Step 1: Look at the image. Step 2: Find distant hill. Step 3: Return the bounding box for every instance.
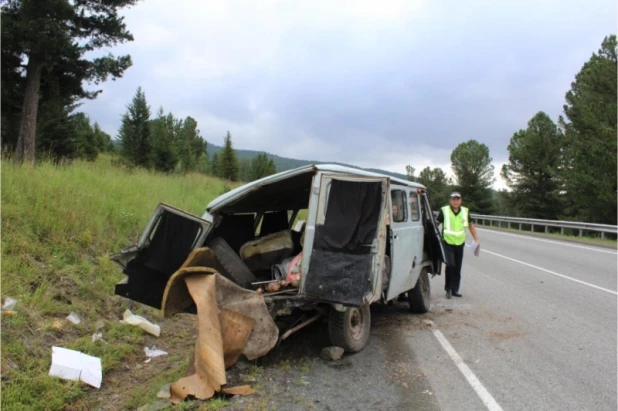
[208,143,409,180]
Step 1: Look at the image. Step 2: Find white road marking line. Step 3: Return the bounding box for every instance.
[478,247,618,296]
[476,228,617,255]
[431,328,504,411]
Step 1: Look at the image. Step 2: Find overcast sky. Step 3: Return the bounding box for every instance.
[81,0,616,189]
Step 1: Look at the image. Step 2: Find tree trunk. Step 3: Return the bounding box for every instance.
[16,54,43,164]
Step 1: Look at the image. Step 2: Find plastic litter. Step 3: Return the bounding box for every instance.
[92,332,107,344]
[2,297,17,311]
[48,346,102,388]
[144,346,168,358]
[66,312,81,324]
[119,309,161,337]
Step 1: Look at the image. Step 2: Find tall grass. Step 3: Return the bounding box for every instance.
[1,154,238,409]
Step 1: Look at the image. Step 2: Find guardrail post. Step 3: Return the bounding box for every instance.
[519,223,522,230]
[560,228,564,235]
[499,221,501,228]
[508,222,511,229]
[545,226,548,234]
[601,232,605,240]
[579,229,583,237]
[531,224,534,232]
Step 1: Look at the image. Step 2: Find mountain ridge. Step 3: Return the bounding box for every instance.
[207,143,408,180]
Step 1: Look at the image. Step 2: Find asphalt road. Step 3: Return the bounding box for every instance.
[225,228,617,411]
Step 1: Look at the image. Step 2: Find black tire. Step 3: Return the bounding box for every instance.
[382,255,391,291]
[207,237,257,289]
[408,267,431,313]
[328,305,371,353]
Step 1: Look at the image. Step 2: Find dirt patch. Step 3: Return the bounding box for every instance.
[489,331,526,341]
[83,313,198,410]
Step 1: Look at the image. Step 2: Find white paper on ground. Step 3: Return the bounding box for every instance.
[120,309,161,337]
[470,241,480,256]
[49,346,102,388]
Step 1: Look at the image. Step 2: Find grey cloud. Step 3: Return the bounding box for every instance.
[81,0,616,178]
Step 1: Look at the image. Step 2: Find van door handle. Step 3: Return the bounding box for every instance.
[393,235,398,239]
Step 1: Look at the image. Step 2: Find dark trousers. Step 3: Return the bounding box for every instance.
[444,243,465,293]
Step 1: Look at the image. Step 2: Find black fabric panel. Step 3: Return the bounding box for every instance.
[144,212,202,276]
[303,249,372,306]
[259,211,289,237]
[210,213,255,253]
[304,180,383,305]
[116,265,169,309]
[313,180,382,254]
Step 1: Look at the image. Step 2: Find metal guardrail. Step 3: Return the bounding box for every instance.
[469,214,618,240]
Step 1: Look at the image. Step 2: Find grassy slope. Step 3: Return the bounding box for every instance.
[1,155,238,409]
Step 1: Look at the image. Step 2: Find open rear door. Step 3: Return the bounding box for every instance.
[301,175,388,306]
[111,203,212,309]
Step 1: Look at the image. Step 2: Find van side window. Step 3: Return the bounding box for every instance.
[391,190,407,223]
[409,192,420,222]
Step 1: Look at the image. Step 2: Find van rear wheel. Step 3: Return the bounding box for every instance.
[328,305,371,353]
[408,267,431,313]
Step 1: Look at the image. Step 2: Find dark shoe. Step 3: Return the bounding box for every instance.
[452,292,462,297]
[446,289,452,299]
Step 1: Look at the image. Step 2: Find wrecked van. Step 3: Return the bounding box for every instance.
[111,164,446,353]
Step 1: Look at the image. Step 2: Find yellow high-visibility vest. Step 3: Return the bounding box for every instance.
[442,206,469,245]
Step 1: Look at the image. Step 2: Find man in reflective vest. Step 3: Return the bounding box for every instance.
[436,192,480,299]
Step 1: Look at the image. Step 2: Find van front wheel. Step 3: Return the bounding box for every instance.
[328,305,371,353]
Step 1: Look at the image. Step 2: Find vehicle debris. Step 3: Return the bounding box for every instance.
[423,319,435,327]
[320,347,344,361]
[120,309,161,337]
[162,262,276,403]
[48,346,102,388]
[66,312,81,324]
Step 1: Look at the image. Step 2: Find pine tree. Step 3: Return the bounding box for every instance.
[559,34,617,224]
[501,112,563,219]
[2,0,137,163]
[216,131,239,181]
[450,140,495,214]
[150,107,179,172]
[249,153,277,181]
[93,122,111,153]
[72,112,97,161]
[177,116,206,172]
[118,87,152,168]
[416,167,452,211]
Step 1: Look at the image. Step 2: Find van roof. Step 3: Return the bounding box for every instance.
[205,163,425,213]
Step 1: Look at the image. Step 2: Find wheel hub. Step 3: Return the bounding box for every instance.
[349,308,364,340]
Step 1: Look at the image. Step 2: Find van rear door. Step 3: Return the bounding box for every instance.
[111,203,212,309]
[300,174,388,306]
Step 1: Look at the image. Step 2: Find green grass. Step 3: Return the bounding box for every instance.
[1,154,241,409]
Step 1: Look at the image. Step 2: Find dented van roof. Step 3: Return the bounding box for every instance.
[204,164,425,214]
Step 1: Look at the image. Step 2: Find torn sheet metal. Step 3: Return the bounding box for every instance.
[161,248,279,360]
[163,248,278,403]
[170,274,261,403]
